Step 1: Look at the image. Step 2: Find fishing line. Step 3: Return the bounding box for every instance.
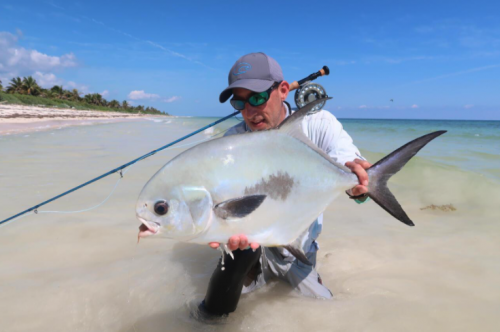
[1,65,330,228]
[38,129,230,215]
[0,113,238,227]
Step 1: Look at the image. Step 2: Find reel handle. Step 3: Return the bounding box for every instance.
[289,65,330,91]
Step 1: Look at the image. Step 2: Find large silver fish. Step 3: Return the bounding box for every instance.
[136,98,445,263]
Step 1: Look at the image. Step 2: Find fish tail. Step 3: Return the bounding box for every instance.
[366,130,447,226]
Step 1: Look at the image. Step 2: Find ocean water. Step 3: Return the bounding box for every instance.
[0,116,499,331]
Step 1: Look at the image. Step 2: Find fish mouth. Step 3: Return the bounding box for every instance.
[137,217,160,241]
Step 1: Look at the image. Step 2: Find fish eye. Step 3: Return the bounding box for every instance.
[154,200,169,216]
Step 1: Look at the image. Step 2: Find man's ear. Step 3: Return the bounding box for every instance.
[279,81,290,101]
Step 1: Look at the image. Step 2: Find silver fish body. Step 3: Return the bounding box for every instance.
[136,129,357,246]
[136,97,446,254]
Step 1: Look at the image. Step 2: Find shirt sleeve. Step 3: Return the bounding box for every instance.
[302,111,364,166]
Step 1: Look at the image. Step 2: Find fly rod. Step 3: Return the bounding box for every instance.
[1,65,330,226]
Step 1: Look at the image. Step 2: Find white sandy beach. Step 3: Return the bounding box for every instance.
[0,104,164,136]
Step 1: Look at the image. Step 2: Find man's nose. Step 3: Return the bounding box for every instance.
[243,104,259,117]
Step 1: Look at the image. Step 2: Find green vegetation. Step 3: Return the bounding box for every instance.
[0,76,168,115]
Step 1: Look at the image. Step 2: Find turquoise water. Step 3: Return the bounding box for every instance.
[1,116,499,331]
[340,118,500,179]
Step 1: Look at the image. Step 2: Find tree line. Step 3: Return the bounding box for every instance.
[0,76,166,114]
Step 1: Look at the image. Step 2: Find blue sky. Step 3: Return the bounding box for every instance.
[0,0,499,119]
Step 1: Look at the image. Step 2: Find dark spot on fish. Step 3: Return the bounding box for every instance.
[244,171,296,201]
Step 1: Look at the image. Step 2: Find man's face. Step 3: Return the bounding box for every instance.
[233,81,289,131]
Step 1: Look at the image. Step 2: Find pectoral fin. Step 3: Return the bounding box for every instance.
[214,195,266,220]
[282,244,313,266]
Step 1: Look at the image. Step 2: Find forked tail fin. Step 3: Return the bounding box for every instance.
[367,130,447,226]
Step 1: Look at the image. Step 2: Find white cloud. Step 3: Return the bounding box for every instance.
[101,90,109,97]
[359,105,367,109]
[31,71,88,94]
[127,90,160,100]
[464,104,474,109]
[0,31,77,75]
[164,96,181,103]
[66,81,89,94]
[33,71,63,88]
[411,104,419,108]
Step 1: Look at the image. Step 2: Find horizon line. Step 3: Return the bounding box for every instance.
[190,115,500,121]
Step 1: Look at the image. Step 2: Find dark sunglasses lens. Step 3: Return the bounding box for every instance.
[230,100,245,110]
[248,91,269,106]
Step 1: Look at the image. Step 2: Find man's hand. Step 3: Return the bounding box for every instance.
[209,234,260,251]
[345,158,372,196]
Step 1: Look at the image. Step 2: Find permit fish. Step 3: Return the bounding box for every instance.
[136,98,446,264]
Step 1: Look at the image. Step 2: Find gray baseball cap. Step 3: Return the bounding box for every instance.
[219,52,284,103]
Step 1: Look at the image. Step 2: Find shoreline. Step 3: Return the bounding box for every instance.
[0,104,166,136]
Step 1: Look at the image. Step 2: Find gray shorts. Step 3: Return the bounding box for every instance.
[242,246,333,299]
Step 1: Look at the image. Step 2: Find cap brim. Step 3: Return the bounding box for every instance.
[219,79,274,103]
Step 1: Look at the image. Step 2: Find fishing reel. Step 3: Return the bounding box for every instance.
[294,82,328,112]
[291,66,330,112]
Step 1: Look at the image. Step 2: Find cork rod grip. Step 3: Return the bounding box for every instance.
[289,81,300,91]
[289,65,330,91]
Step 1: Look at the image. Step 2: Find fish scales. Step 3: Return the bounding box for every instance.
[138,130,357,246]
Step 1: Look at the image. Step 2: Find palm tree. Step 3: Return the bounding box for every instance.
[63,90,73,100]
[83,93,104,106]
[41,89,56,99]
[122,100,129,109]
[51,85,64,99]
[22,76,41,96]
[108,100,120,109]
[70,89,81,101]
[84,94,92,105]
[6,77,23,94]
[93,93,104,106]
[0,79,3,91]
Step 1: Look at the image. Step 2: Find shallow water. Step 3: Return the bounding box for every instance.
[0,117,499,331]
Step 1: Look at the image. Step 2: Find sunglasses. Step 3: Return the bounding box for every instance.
[230,82,281,111]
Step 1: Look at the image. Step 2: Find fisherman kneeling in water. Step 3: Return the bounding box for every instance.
[199,52,371,317]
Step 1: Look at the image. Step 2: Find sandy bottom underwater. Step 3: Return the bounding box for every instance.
[0,119,499,332]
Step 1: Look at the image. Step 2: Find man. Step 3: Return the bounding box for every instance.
[198,52,371,318]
